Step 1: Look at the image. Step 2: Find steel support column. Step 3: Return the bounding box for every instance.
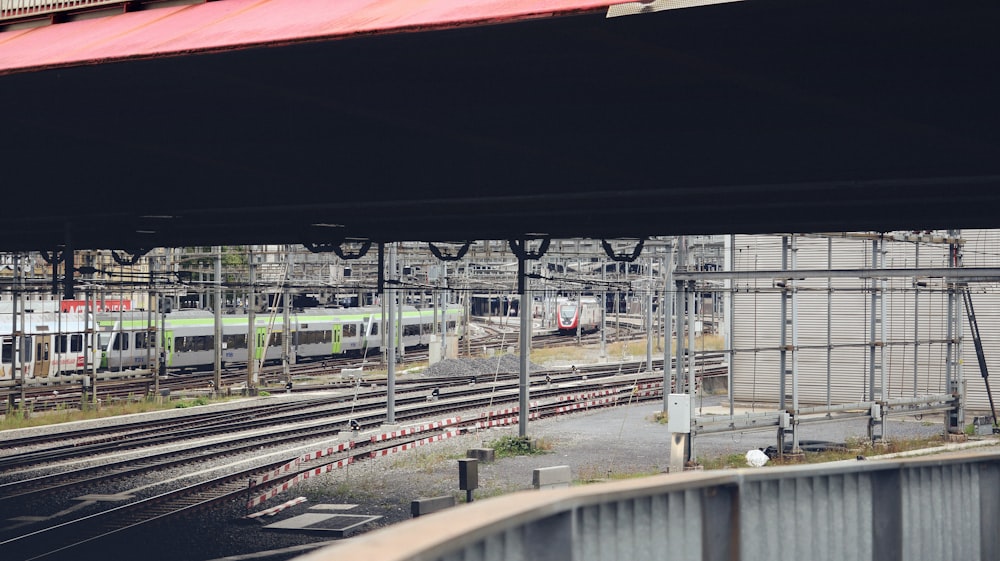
[674,237,688,394]
[214,246,222,395]
[868,237,886,442]
[519,249,530,437]
[387,243,397,424]
[663,239,674,410]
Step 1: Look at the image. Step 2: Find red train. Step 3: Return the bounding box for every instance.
[556,297,601,334]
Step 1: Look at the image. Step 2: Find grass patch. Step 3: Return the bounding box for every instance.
[173,396,212,408]
[1,394,239,430]
[388,448,466,473]
[576,464,663,483]
[530,346,596,363]
[529,333,725,365]
[651,411,669,424]
[699,453,750,470]
[695,435,954,469]
[487,435,553,458]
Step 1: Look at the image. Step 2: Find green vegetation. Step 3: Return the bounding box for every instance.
[488,435,552,458]
[173,396,212,408]
[530,346,596,363]
[576,464,663,483]
[388,448,466,473]
[694,435,955,470]
[1,394,240,430]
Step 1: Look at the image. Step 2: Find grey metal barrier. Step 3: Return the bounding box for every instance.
[295,449,1000,561]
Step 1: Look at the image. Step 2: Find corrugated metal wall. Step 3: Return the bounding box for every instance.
[315,452,1000,561]
[732,231,1000,412]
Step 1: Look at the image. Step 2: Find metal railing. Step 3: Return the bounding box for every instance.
[296,448,1000,561]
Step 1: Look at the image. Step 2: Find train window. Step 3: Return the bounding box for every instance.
[177,336,210,352]
[24,337,31,361]
[343,324,357,338]
[403,325,420,337]
[113,333,130,350]
[223,334,248,348]
[447,321,457,331]
[41,342,49,360]
[1,341,9,362]
[422,323,432,334]
[301,330,332,345]
[370,323,379,336]
[270,332,282,347]
[56,335,68,353]
[135,332,149,349]
[71,334,83,352]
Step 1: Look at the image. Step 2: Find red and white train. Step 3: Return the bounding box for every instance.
[556,297,602,334]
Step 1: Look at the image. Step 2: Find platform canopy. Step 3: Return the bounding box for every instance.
[1,0,999,251]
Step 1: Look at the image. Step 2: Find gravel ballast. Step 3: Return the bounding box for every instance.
[1,357,986,561]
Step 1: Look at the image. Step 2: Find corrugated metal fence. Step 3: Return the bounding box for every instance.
[297,449,1000,561]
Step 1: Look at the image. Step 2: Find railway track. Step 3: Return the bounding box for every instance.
[0,320,657,414]
[0,356,725,559]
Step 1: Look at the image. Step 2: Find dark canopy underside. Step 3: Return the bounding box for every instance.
[2,0,1000,251]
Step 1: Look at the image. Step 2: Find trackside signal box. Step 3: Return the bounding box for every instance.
[668,394,691,434]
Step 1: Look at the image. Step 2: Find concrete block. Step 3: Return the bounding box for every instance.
[533,465,571,490]
[411,495,456,517]
[467,448,495,463]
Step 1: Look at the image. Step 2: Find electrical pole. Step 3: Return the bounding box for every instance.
[214,246,222,396]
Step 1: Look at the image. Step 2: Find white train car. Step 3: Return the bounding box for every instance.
[0,311,94,380]
[556,297,602,334]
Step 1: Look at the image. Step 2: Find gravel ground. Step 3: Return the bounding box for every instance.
[2,369,981,561]
[421,354,541,377]
[105,397,960,561]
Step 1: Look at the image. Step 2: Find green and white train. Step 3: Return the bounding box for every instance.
[100,305,465,371]
[0,305,464,380]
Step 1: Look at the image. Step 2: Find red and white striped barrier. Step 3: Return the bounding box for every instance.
[245,496,308,518]
[250,442,354,487]
[557,388,617,403]
[246,457,353,509]
[475,412,540,429]
[370,429,463,458]
[555,397,618,414]
[481,407,518,417]
[477,402,539,419]
[370,417,461,443]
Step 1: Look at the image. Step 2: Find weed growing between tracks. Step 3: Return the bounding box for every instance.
[0,394,242,430]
